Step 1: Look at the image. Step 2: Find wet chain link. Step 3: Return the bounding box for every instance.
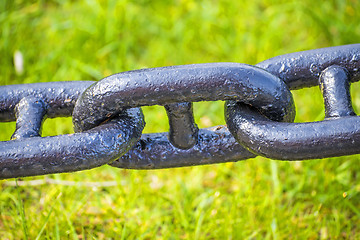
[0,44,359,179]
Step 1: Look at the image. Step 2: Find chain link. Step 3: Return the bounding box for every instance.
[0,44,359,179]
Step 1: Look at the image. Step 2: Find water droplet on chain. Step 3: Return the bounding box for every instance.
[279,64,285,73]
[310,63,320,76]
[351,54,360,62]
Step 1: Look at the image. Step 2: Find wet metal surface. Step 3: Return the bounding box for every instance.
[256,44,360,89]
[319,65,355,118]
[0,108,144,179]
[11,97,46,140]
[0,81,93,122]
[0,44,359,179]
[225,102,360,160]
[111,126,256,169]
[164,102,199,149]
[72,62,295,132]
[226,45,360,159]
[0,82,144,179]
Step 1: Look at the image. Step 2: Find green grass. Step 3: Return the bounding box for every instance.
[1,0,360,239]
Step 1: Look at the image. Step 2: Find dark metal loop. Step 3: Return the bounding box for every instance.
[226,44,360,160]
[0,108,144,179]
[0,82,145,179]
[225,102,360,160]
[72,63,296,151]
[256,44,360,89]
[226,60,359,160]
[0,81,94,121]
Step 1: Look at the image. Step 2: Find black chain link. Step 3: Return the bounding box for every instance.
[0,44,359,179]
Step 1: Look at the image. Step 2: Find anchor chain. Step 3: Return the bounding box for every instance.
[0,44,359,179]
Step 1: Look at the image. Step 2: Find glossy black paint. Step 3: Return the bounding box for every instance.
[11,97,46,139]
[0,81,93,122]
[72,63,295,132]
[164,102,199,149]
[0,108,144,179]
[226,47,360,160]
[319,65,355,118]
[1,44,359,179]
[0,82,144,179]
[111,126,256,169]
[256,44,360,89]
[225,102,360,160]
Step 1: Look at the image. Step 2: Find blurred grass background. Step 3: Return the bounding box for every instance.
[1,0,360,239]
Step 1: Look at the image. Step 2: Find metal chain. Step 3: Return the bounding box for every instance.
[0,44,359,179]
